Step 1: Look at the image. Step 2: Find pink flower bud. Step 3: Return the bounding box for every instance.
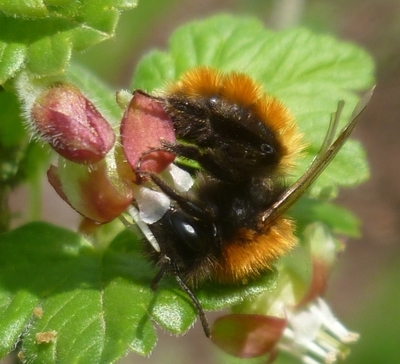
[120,91,176,182]
[31,84,115,164]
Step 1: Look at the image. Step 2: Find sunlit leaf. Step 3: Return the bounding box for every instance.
[0,0,138,84]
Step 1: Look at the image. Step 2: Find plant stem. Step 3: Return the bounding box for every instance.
[0,185,11,232]
[270,0,307,29]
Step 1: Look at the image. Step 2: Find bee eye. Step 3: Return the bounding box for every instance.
[261,143,274,154]
[168,210,208,252]
[207,96,219,109]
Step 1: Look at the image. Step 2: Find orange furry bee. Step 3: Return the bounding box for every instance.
[130,67,371,337]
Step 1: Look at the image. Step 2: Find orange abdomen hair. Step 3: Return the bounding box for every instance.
[213,217,297,284]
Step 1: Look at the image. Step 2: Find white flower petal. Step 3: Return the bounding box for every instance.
[164,164,194,192]
[279,298,359,364]
[134,185,171,224]
[126,205,160,253]
[288,310,322,345]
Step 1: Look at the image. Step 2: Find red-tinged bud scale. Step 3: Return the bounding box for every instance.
[31,84,115,164]
[48,160,134,223]
[212,314,287,359]
[120,91,176,181]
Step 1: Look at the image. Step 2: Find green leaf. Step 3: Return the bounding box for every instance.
[73,0,182,82]
[0,0,50,18]
[290,197,361,238]
[131,14,374,196]
[0,0,137,84]
[0,90,50,187]
[0,222,274,362]
[0,223,154,362]
[0,90,25,148]
[27,31,73,76]
[65,63,123,125]
[0,42,26,85]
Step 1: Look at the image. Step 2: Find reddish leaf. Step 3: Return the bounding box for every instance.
[212,314,286,358]
[297,258,330,307]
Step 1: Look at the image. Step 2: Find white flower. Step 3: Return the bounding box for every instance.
[280,298,359,364]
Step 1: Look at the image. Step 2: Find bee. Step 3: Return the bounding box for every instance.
[159,68,303,183]
[130,67,372,338]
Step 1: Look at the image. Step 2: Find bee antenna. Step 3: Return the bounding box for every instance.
[172,270,212,338]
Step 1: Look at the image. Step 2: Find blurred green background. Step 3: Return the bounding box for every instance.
[7,0,400,363]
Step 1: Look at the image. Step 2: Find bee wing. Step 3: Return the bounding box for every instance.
[261,87,375,224]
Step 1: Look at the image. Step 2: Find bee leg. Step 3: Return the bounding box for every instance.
[135,146,170,167]
[150,255,170,290]
[160,140,201,157]
[150,255,211,338]
[171,270,211,338]
[146,171,216,221]
[161,142,232,181]
[135,167,215,221]
[138,140,233,181]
